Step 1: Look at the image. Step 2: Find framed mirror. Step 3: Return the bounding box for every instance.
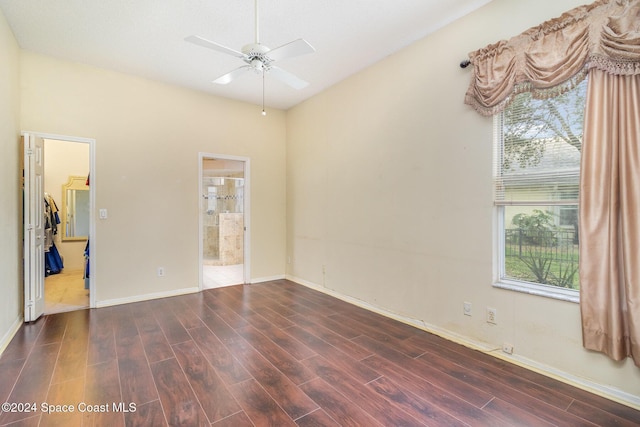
[61,176,90,241]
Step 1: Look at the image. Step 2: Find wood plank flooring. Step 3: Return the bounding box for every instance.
[1,279,639,426]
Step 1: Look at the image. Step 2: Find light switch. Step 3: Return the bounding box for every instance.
[99,209,108,219]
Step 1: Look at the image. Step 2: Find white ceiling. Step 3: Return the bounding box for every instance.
[0,0,491,110]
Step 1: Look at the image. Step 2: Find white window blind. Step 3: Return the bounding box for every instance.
[493,80,586,206]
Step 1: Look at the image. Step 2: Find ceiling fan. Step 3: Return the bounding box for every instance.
[185,0,315,97]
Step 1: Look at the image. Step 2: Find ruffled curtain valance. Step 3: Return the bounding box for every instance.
[465,0,640,116]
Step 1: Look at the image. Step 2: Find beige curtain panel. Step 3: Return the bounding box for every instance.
[465,0,640,366]
[464,0,640,117]
[580,69,640,366]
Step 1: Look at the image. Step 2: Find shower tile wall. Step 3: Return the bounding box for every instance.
[203,176,244,265]
[219,213,243,265]
[204,214,219,261]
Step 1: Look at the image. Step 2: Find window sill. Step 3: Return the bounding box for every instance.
[494,279,579,303]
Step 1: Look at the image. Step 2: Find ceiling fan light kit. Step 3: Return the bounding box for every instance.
[185,0,315,114]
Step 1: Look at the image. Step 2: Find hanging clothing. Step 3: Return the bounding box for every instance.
[84,239,90,289]
[44,194,63,276]
[44,193,60,250]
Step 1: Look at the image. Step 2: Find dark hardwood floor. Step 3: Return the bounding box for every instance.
[1,279,639,426]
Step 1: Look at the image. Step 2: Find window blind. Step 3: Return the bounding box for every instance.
[493,79,586,206]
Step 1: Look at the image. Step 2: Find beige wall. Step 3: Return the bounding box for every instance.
[2,0,639,407]
[0,8,21,350]
[44,139,90,270]
[20,52,287,305]
[286,0,640,403]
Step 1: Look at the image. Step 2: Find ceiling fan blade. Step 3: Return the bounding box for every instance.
[268,66,309,89]
[185,35,245,59]
[213,66,252,85]
[267,39,315,62]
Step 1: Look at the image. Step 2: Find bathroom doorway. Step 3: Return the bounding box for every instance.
[199,153,250,288]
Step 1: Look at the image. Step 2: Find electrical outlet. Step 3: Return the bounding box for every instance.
[486,307,497,324]
[463,302,472,316]
[157,267,165,277]
[502,342,514,354]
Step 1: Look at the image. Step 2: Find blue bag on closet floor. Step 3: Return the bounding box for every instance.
[45,243,64,276]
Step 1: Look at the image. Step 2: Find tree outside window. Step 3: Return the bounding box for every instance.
[495,79,586,294]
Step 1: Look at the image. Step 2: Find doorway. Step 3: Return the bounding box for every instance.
[23,132,95,321]
[43,139,90,313]
[199,153,250,288]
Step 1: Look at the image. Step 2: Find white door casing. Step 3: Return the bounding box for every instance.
[22,132,96,314]
[199,153,251,289]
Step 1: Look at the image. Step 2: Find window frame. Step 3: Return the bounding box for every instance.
[494,204,579,303]
[492,90,583,303]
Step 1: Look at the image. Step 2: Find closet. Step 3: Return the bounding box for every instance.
[42,139,90,314]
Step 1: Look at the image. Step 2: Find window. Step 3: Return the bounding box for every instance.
[494,79,587,301]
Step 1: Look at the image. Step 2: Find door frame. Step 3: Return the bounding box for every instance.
[23,131,97,310]
[198,152,251,289]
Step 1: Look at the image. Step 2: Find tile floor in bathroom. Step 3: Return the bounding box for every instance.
[202,263,244,288]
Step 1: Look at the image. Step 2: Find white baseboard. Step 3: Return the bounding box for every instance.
[95,287,200,308]
[286,274,640,411]
[0,315,23,355]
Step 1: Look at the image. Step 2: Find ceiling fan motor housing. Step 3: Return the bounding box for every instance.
[242,43,272,73]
